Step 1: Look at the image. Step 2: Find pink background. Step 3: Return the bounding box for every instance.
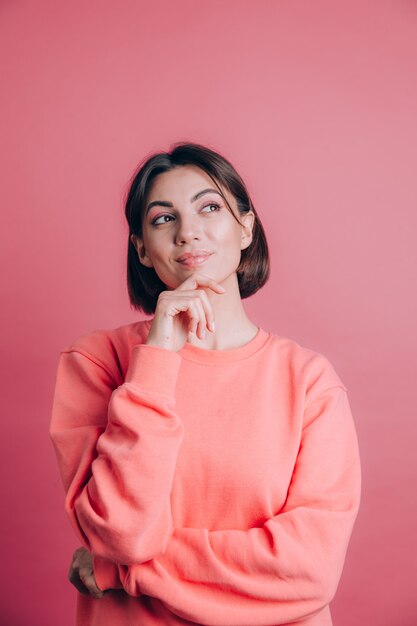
[1,1,416,624]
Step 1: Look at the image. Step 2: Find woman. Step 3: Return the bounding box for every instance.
[50,141,361,626]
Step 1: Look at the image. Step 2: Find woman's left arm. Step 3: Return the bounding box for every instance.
[92,384,362,625]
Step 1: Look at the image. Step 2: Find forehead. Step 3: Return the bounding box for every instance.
[147,165,229,201]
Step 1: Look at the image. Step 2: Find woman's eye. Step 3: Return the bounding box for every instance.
[201,203,221,213]
[151,214,173,226]
[151,203,220,226]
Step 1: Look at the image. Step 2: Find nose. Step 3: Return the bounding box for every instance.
[174,213,202,245]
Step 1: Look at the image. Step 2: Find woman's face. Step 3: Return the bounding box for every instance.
[131,165,255,290]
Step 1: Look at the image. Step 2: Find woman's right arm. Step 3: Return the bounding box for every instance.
[51,273,224,582]
[49,340,184,566]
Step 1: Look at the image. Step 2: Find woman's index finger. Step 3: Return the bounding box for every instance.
[177,273,226,292]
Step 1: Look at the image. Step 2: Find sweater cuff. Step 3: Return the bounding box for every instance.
[93,555,123,591]
[125,343,182,396]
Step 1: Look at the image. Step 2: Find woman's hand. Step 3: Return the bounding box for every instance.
[146,272,226,352]
[68,547,104,599]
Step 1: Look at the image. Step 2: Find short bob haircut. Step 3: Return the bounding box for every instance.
[125,141,270,315]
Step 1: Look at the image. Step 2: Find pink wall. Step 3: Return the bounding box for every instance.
[1,0,416,624]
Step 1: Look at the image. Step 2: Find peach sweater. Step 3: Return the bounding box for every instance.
[50,319,361,626]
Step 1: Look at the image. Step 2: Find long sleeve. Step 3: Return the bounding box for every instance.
[49,341,185,566]
[93,383,361,625]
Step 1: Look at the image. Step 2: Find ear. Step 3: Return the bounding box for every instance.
[130,233,154,268]
[240,211,256,251]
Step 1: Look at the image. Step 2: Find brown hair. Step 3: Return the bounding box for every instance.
[125,141,270,314]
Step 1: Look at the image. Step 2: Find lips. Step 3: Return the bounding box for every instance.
[176,251,213,262]
[179,254,210,267]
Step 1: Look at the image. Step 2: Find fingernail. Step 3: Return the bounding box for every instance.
[211,321,215,331]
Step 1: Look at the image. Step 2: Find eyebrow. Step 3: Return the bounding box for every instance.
[145,188,222,216]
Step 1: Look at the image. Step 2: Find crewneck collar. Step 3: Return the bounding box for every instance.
[142,320,271,364]
[180,326,271,364]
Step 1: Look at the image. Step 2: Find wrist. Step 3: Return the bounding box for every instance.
[93,555,123,592]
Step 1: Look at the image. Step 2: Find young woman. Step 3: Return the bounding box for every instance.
[50,141,361,626]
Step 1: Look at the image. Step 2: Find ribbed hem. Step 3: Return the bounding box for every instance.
[125,343,182,396]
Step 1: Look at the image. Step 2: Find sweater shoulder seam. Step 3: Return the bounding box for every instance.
[305,381,348,408]
[61,347,119,387]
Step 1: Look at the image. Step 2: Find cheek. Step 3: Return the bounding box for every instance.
[144,236,168,261]
[213,220,239,241]
[224,226,243,251]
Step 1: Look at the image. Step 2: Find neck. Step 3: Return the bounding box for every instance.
[186,272,258,350]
